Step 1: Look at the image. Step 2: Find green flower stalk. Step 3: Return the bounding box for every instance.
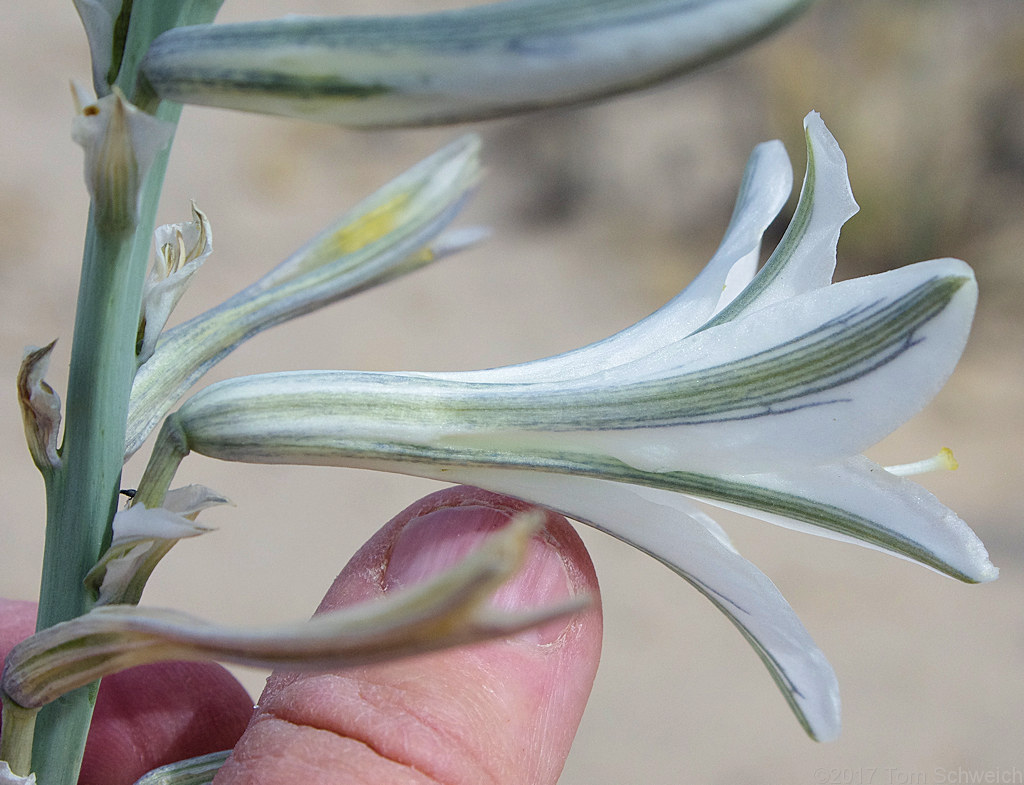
[27,2,225,781]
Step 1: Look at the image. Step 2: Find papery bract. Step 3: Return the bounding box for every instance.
[71,88,174,230]
[17,343,62,472]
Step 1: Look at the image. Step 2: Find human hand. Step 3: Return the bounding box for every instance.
[1,486,602,784]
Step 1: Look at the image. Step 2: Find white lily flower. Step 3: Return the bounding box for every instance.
[139,0,813,128]
[155,114,996,741]
[136,203,213,364]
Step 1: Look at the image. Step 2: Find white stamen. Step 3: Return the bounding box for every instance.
[886,447,959,477]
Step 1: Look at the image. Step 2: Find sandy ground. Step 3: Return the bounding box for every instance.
[2,2,1023,783]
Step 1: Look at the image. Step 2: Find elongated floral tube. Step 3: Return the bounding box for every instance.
[125,135,482,458]
[153,115,995,741]
[139,0,813,127]
[167,258,986,582]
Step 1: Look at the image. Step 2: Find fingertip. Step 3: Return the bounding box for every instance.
[79,660,253,785]
[222,486,602,785]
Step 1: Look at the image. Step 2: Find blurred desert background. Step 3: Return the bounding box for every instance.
[2,1,1022,783]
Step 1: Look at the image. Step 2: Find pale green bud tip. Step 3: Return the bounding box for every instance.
[71,85,174,230]
[133,751,229,785]
[16,341,61,471]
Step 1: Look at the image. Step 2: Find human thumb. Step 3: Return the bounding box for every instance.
[214,485,603,785]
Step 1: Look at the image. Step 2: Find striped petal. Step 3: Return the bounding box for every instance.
[388,468,843,741]
[563,258,977,472]
[698,456,998,583]
[431,136,794,384]
[418,112,852,386]
[170,258,977,480]
[701,111,859,330]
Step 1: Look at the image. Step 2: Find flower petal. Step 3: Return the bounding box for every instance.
[161,484,232,518]
[0,761,35,784]
[702,111,859,329]
[72,89,174,230]
[400,468,842,741]
[72,0,122,94]
[137,203,213,364]
[85,498,223,606]
[698,456,997,583]
[430,138,794,384]
[108,503,214,546]
[17,342,62,472]
[418,112,851,385]
[567,258,978,472]
[140,0,814,127]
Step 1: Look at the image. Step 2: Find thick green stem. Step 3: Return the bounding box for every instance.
[28,6,231,777]
[29,81,185,785]
[30,209,151,784]
[26,2,223,780]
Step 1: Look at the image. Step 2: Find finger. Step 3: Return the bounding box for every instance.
[215,485,603,785]
[0,599,253,785]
